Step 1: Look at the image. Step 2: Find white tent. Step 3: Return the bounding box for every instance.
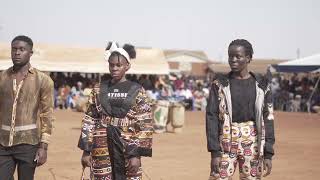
[0,43,169,74]
[275,54,320,72]
[312,68,320,73]
[276,54,320,112]
[279,54,320,66]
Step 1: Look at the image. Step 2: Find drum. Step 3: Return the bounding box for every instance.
[75,96,89,112]
[168,102,185,133]
[152,100,170,133]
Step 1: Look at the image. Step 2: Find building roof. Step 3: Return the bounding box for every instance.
[163,49,211,63]
[209,59,287,73]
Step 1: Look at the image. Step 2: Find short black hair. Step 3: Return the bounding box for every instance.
[228,39,253,58]
[11,35,33,49]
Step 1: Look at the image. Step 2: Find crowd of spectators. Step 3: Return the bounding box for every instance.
[51,72,210,111]
[50,72,320,113]
[126,74,210,111]
[271,73,320,113]
[50,72,97,110]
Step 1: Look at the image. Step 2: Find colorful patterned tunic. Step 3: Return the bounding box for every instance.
[78,81,153,180]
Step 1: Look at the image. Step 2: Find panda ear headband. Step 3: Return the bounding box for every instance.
[104,42,131,64]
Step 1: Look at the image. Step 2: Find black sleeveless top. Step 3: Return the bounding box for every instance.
[99,80,141,118]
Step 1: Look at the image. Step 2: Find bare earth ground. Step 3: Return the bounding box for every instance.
[30,110,319,180]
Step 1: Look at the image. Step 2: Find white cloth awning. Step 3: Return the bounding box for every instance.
[279,54,320,66]
[0,43,169,74]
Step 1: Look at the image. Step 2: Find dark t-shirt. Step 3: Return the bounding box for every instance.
[99,80,141,118]
[230,76,256,123]
[107,80,132,107]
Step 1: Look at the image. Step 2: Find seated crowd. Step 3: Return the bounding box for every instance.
[50,72,320,113]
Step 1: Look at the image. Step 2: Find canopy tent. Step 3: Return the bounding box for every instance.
[312,68,320,73]
[270,54,320,112]
[0,43,169,74]
[272,54,320,72]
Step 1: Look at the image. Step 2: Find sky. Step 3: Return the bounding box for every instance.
[0,0,319,62]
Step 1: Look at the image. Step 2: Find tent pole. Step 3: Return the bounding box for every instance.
[307,76,320,113]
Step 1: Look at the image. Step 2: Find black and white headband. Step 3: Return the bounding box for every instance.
[104,42,131,64]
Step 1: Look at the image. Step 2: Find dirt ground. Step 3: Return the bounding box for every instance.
[30,110,319,180]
